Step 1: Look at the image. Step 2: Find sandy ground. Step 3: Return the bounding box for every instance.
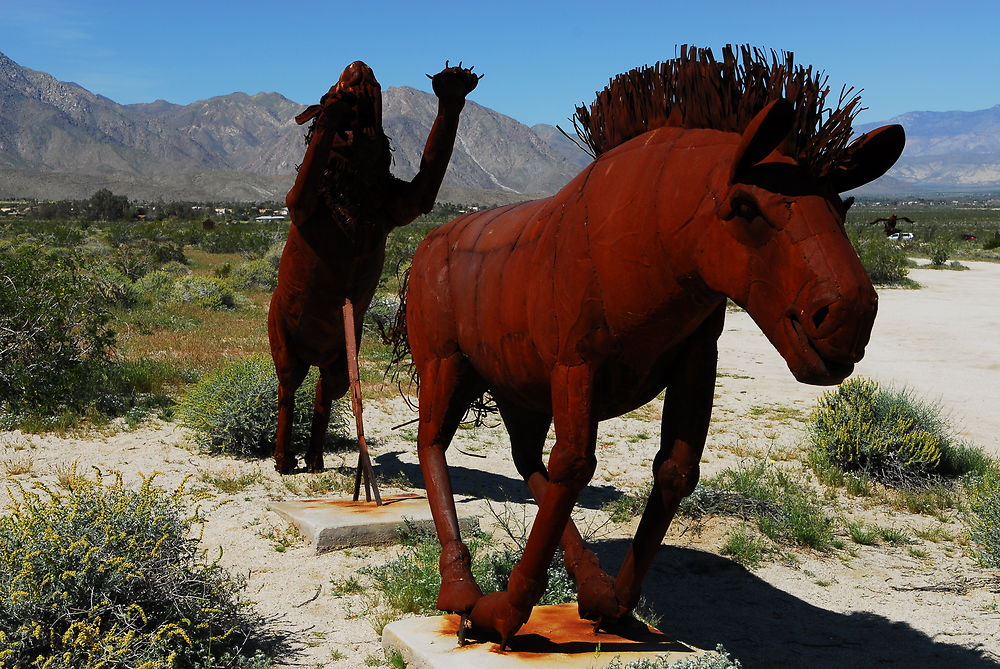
[1,261,998,669]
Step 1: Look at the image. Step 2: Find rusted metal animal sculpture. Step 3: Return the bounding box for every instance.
[404,46,904,647]
[869,214,914,236]
[268,60,480,475]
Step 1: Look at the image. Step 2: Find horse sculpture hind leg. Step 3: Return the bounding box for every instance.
[307,365,349,472]
[496,399,622,625]
[273,356,308,474]
[469,364,600,649]
[612,306,724,613]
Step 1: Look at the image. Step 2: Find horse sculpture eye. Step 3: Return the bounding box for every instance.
[735,201,758,219]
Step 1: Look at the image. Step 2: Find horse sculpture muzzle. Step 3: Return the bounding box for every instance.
[786,280,878,384]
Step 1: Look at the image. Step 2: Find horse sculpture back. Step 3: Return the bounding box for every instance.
[404,46,905,647]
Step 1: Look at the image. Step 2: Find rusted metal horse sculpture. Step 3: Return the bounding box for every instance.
[405,46,904,647]
[269,61,480,474]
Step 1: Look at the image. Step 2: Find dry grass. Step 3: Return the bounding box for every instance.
[2,454,34,475]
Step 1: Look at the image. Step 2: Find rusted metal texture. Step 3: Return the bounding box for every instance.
[404,45,905,649]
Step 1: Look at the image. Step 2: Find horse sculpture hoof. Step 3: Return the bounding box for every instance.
[576,571,628,623]
[468,591,530,651]
[436,578,483,617]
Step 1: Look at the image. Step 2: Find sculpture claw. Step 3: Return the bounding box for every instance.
[457,614,471,645]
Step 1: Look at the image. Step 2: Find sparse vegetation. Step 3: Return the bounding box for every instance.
[353,516,576,634]
[964,468,1000,567]
[0,472,289,668]
[696,462,835,551]
[603,644,742,668]
[177,356,349,459]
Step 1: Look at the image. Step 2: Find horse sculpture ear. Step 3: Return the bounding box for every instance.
[731,99,795,183]
[831,125,906,193]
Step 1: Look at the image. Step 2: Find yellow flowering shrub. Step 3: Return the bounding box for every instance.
[0,471,287,668]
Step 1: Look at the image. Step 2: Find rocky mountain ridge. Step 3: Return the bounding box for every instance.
[0,51,588,203]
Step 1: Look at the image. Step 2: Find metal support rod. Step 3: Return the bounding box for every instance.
[343,299,382,505]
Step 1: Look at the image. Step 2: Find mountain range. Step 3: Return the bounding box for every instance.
[2,49,999,202]
[0,51,588,204]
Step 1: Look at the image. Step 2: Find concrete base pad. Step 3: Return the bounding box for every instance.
[383,603,708,668]
[271,494,479,552]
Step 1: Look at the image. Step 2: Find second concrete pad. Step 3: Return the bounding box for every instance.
[271,494,480,552]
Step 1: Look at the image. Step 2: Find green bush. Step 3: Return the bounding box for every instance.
[847,227,912,286]
[0,244,116,419]
[0,472,287,668]
[964,468,1000,567]
[229,259,278,291]
[172,276,236,310]
[983,236,1000,251]
[160,260,192,276]
[928,239,952,266]
[87,263,139,307]
[135,270,178,303]
[810,378,981,484]
[177,356,348,458]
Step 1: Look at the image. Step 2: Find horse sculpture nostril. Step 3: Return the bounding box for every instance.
[812,304,830,331]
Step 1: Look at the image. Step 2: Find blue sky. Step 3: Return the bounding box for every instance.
[2,0,998,128]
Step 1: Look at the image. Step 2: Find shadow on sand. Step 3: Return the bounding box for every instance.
[374,452,997,667]
[373,450,625,510]
[591,540,998,669]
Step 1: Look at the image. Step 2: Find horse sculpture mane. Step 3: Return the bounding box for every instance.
[572,44,862,179]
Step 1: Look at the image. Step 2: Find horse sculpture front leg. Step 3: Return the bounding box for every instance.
[498,399,621,625]
[612,307,724,614]
[470,363,599,649]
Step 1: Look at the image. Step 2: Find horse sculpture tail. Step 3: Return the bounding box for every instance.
[381,266,412,376]
[381,264,497,425]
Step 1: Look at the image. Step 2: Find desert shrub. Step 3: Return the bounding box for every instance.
[135,269,178,303]
[964,468,1000,567]
[230,258,278,291]
[603,644,742,668]
[87,263,139,306]
[363,294,398,337]
[198,224,278,257]
[810,378,982,485]
[173,276,236,310]
[160,259,192,275]
[0,472,287,668]
[983,236,1000,251]
[0,244,116,418]
[263,240,285,270]
[928,239,952,266]
[847,227,912,286]
[177,356,348,458]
